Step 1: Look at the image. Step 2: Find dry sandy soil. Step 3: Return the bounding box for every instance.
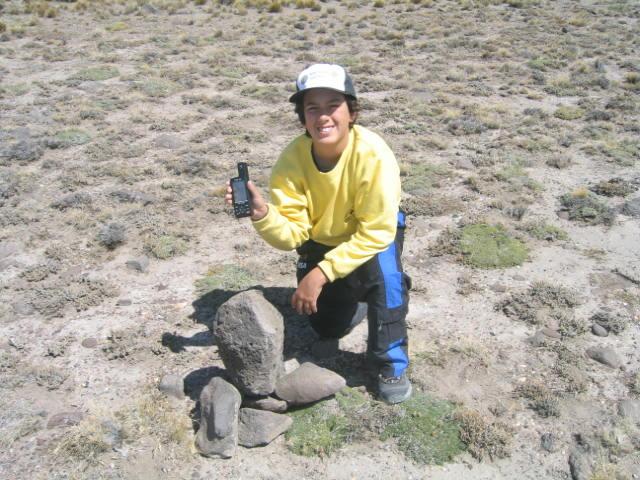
[1,0,639,479]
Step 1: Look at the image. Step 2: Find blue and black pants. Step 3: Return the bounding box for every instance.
[296,212,410,378]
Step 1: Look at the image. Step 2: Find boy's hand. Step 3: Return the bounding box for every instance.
[225,180,268,221]
[292,267,328,315]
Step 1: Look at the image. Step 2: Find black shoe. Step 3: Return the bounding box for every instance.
[378,372,412,404]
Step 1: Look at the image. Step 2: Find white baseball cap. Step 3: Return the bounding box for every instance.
[289,63,357,103]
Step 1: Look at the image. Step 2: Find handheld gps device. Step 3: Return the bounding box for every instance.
[231,162,251,218]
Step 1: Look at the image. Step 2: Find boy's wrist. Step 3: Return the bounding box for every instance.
[251,205,268,221]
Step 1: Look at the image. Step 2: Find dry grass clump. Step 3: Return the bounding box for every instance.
[454,409,511,460]
[54,388,191,466]
[516,380,560,417]
[559,190,616,226]
[589,178,637,198]
[499,281,580,326]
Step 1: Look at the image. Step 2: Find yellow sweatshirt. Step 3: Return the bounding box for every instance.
[252,125,401,282]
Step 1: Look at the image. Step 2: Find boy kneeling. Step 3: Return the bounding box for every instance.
[226,64,411,404]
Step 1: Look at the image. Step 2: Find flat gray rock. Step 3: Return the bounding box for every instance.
[214,290,284,396]
[275,362,346,406]
[195,377,241,458]
[242,396,288,413]
[158,374,185,400]
[125,256,149,272]
[585,347,622,369]
[617,399,640,424]
[238,408,292,447]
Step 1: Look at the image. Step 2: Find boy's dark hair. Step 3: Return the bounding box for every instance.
[294,93,359,136]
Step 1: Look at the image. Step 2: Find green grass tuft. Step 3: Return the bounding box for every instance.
[554,105,585,120]
[71,66,119,82]
[381,392,465,465]
[195,265,255,294]
[459,224,528,269]
[145,235,187,259]
[286,402,350,457]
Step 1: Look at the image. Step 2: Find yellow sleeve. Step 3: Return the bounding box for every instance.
[252,152,312,251]
[317,147,400,281]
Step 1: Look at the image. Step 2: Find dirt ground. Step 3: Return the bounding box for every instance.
[1,0,639,479]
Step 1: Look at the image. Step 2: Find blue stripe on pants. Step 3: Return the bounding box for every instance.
[386,338,409,376]
[377,241,403,309]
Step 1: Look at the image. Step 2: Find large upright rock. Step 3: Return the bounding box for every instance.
[214,290,284,396]
[195,377,241,458]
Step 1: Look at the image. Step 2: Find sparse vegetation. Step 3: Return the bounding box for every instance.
[1,0,639,476]
[559,190,616,225]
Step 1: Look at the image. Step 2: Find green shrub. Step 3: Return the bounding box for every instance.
[554,105,585,120]
[194,265,255,294]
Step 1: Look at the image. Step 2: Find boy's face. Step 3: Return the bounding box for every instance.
[302,88,355,149]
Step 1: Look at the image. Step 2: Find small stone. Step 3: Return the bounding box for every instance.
[81,338,98,348]
[541,328,561,339]
[47,411,84,429]
[158,374,185,400]
[490,283,508,293]
[512,275,526,281]
[617,399,640,425]
[591,324,608,337]
[126,257,149,273]
[275,362,346,406]
[101,420,124,449]
[527,331,547,347]
[116,299,132,306]
[558,211,570,220]
[238,408,292,447]
[242,396,288,413]
[195,377,241,458]
[540,432,555,452]
[585,347,622,369]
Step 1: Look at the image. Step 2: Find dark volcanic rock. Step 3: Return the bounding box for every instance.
[540,432,556,452]
[195,377,241,458]
[275,362,346,406]
[214,290,284,396]
[585,347,622,369]
[238,408,292,447]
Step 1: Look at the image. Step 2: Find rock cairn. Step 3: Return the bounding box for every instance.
[161,289,347,458]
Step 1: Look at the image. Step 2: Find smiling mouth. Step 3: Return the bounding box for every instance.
[317,126,334,134]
